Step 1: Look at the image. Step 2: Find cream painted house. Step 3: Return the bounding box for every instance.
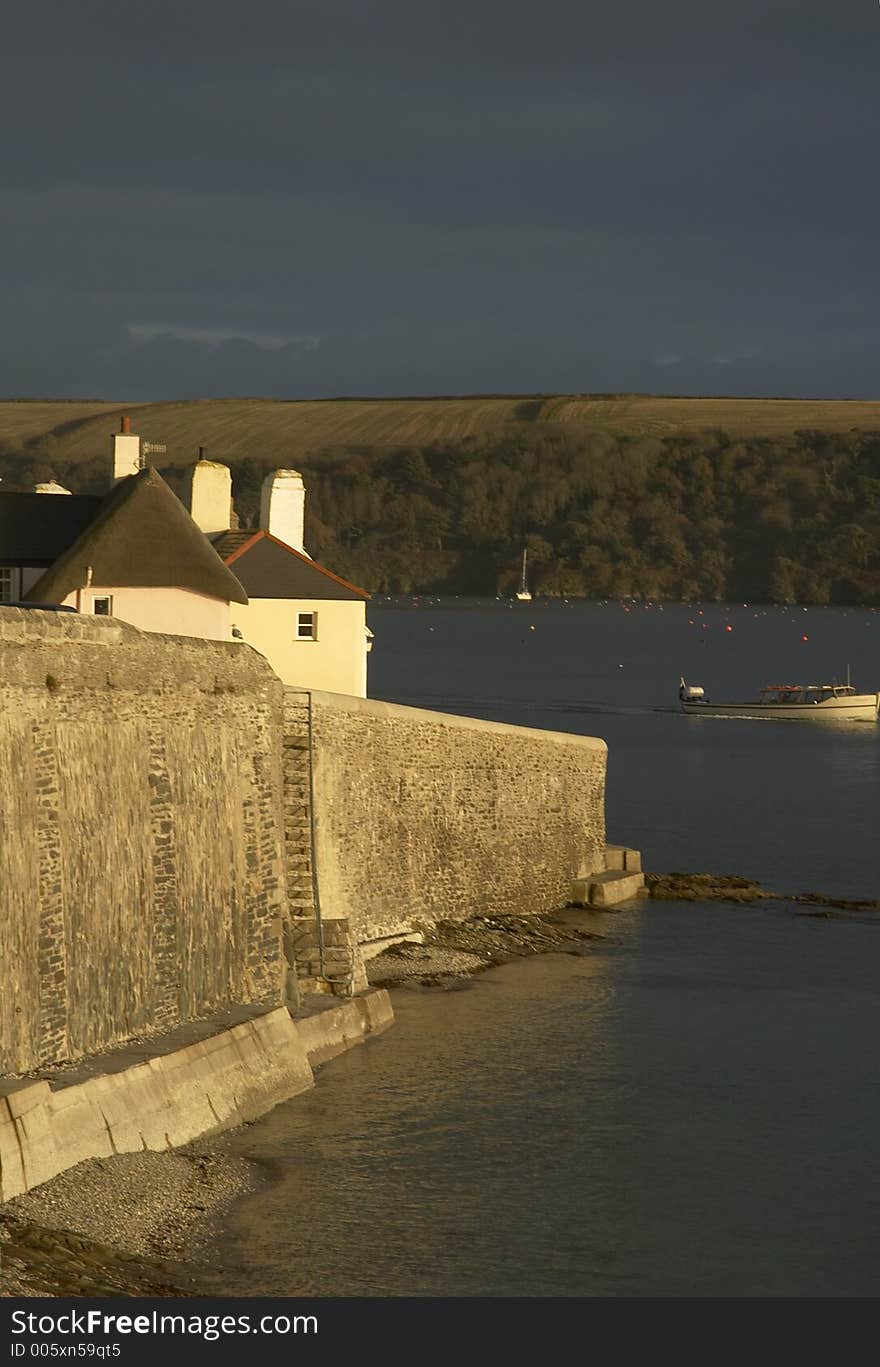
[216,531,370,695]
[2,417,371,691]
[14,419,247,636]
[184,461,371,695]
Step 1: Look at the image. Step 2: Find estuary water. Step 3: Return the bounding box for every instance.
[368,599,880,899]
[207,601,880,1298]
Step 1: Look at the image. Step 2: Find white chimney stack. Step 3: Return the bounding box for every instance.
[185,454,232,535]
[111,415,140,485]
[260,469,307,554]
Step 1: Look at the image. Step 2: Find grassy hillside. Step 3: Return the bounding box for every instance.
[3,395,880,603]
[0,401,143,449]
[6,394,880,468]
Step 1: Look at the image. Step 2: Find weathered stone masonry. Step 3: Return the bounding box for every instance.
[1,610,609,1073]
[280,690,363,994]
[0,608,290,1075]
[282,689,607,990]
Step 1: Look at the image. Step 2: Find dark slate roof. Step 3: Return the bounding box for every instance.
[212,531,369,601]
[0,492,102,566]
[25,468,248,605]
[211,531,254,559]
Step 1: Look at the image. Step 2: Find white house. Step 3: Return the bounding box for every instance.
[183,459,372,696]
[5,418,247,637]
[1,417,372,694]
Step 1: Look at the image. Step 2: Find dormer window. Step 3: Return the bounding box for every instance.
[296,611,316,640]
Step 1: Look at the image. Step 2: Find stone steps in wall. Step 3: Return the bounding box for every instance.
[605,844,642,872]
[289,915,365,997]
[572,869,646,907]
[569,844,646,909]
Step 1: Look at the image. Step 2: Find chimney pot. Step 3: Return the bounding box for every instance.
[121,415,131,434]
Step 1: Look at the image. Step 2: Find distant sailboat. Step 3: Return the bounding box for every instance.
[516,548,532,601]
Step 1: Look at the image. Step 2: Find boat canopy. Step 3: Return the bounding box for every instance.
[759,684,856,702]
[760,684,855,694]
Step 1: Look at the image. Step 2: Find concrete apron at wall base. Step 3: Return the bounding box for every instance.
[0,990,393,1203]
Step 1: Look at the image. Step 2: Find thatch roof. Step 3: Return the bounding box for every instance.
[25,468,248,605]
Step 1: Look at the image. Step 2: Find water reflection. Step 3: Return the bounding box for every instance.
[198,603,880,1297]
[203,949,621,1297]
[205,901,880,1297]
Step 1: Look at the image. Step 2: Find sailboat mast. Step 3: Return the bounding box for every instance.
[515,546,531,599]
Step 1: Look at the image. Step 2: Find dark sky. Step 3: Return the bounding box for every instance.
[3,1,880,400]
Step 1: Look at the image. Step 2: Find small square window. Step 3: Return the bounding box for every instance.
[0,567,16,603]
[92,595,113,616]
[296,611,316,640]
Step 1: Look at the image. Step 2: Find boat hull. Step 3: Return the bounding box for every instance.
[682,694,879,722]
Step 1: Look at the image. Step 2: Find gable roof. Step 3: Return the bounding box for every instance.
[211,530,369,601]
[25,468,248,606]
[0,492,102,566]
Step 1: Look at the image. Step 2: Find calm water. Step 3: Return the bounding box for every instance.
[369,599,880,898]
[208,602,880,1297]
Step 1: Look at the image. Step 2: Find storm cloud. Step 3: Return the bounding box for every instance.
[2,0,879,398]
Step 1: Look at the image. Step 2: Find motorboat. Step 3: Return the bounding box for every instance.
[678,676,880,722]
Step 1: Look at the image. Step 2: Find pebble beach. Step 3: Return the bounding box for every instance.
[0,909,603,1298]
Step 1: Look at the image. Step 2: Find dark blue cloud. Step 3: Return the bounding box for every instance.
[2,1,879,398]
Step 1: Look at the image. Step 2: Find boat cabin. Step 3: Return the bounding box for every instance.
[759,684,856,705]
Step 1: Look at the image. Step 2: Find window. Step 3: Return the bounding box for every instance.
[296,611,317,640]
[91,595,113,616]
[0,567,16,603]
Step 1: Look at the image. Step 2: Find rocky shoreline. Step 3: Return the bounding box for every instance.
[645,871,880,917]
[0,1143,261,1298]
[6,879,869,1298]
[365,908,605,989]
[0,908,606,1297]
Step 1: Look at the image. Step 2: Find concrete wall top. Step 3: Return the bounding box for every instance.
[285,686,607,753]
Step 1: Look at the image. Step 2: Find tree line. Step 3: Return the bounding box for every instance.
[3,426,880,603]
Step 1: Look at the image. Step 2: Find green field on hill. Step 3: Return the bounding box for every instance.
[2,395,880,604]
[5,394,880,468]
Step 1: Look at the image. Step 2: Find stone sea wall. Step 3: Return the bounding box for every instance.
[0,608,289,1075]
[0,992,393,1202]
[283,689,607,972]
[1,609,608,1077]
